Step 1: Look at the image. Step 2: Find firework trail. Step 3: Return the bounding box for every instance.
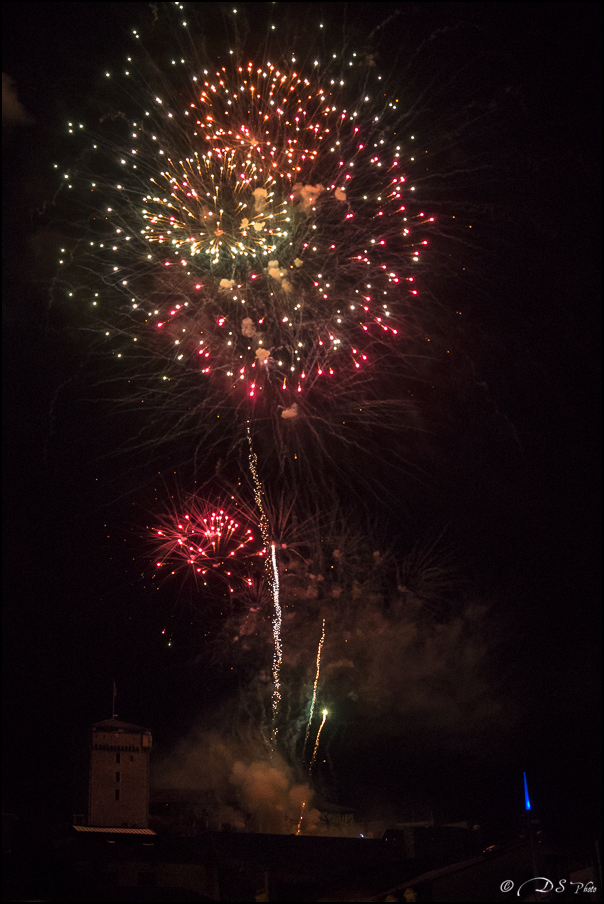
[247,423,282,741]
[296,800,306,836]
[246,425,270,549]
[310,709,328,773]
[297,622,326,836]
[303,617,326,762]
[270,541,282,740]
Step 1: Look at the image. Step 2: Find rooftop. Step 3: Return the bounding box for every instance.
[92,718,151,733]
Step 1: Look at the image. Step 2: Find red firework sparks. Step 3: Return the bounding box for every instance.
[151,498,263,591]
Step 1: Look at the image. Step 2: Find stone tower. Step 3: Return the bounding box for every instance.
[88,718,152,828]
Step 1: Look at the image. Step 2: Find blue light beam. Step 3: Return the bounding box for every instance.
[523,771,531,811]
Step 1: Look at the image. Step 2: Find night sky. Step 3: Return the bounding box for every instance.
[2,2,601,851]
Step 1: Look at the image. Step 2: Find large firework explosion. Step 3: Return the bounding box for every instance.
[55,2,440,497]
[53,1,473,803]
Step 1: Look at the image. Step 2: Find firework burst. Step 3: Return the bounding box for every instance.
[56,4,435,487]
[149,493,263,595]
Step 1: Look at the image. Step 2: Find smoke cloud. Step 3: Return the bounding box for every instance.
[2,73,34,128]
[153,727,320,834]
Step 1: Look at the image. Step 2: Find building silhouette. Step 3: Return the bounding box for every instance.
[88,718,152,828]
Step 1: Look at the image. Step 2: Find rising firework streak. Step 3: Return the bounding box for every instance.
[303,618,326,763]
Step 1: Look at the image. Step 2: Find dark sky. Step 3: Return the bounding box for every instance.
[2,2,601,849]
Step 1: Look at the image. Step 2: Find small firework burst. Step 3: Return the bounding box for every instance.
[150,495,263,593]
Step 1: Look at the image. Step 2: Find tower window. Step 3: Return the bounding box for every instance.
[115,789,120,801]
[116,771,121,783]
[116,752,120,764]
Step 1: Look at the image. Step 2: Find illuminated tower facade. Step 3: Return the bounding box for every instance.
[88,719,152,828]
